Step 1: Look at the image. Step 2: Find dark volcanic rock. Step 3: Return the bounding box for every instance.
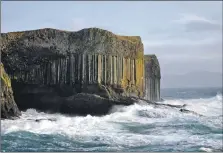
[62,93,134,116]
[1,63,21,119]
[13,89,135,116]
[11,81,136,116]
[144,54,161,102]
[0,28,154,116]
[62,93,114,116]
[0,28,145,98]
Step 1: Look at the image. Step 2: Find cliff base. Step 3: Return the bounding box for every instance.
[11,81,135,116]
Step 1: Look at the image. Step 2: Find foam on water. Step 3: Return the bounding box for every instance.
[1,93,223,151]
[161,92,222,116]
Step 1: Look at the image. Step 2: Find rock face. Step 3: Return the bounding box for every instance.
[1,63,21,119]
[0,28,145,115]
[144,55,161,101]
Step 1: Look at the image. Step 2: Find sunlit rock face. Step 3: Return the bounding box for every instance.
[0,28,146,114]
[144,55,161,102]
[1,63,21,119]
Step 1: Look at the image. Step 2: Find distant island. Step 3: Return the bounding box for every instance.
[0,28,161,119]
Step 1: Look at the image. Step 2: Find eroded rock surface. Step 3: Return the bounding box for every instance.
[1,63,21,119]
[1,28,145,115]
[144,55,161,102]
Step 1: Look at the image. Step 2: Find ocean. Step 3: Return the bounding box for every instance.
[1,87,222,152]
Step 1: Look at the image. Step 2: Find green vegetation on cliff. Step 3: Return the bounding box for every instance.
[1,63,11,88]
[1,63,21,119]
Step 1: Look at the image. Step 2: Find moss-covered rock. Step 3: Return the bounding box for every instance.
[1,28,144,97]
[0,28,146,115]
[1,63,21,119]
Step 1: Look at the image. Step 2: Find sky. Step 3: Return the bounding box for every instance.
[1,1,222,87]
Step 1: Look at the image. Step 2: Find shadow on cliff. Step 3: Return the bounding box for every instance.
[11,81,135,116]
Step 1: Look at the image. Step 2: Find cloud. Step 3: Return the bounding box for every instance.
[143,36,221,48]
[144,13,222,75]
[173,13,222,32]
[145,40,222,61]
[144,13,222,49]
[173,13,216,24]
[145,14,222,49]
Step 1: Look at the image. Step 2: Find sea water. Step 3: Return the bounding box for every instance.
[1,87,222,152]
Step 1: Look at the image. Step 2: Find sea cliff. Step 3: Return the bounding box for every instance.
[144,55,161,101]
[1,63,21,119]
[1,28,161,117]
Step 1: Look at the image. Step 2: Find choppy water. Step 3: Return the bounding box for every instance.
[1,87,223,152]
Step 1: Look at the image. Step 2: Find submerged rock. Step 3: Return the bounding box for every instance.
[27,118,57,122]
[179,108,203,116]
[1,63,21,119]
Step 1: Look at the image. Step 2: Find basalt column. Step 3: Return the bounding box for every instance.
[144,55,161,101]
[1,28,146,106]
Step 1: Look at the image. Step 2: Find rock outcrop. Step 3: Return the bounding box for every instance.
[1,63,21,119]
[144,55,161,101]
[0,28,145,115]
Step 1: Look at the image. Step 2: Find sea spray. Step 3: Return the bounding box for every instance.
[1,91,223,152]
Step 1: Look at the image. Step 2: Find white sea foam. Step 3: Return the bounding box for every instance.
[199,147,213,152]
[1,93,222,151]
[161,93,222,117]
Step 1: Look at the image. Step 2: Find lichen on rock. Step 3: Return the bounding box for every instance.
[1,28,145,98]
[0,28,149,115]
[1,63,21,119]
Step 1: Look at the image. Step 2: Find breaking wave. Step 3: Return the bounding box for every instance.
[1,93,223,152]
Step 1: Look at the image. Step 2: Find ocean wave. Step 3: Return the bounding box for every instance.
[1,93,222,151]
[161,93,222,117]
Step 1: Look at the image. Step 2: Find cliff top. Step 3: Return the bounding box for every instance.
[144,54,159,63]
[144,54,161,78]
[0,27,144,58]
[1,27,142,44]
[144,54,160,68]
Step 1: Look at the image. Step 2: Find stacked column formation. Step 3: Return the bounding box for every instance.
[10,53,144,96]
[144,55,161,101]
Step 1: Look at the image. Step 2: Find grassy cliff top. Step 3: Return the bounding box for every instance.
[1,27,144,58]
[0,63,11,88]
[80,28,142,44]
[1,27,142,44]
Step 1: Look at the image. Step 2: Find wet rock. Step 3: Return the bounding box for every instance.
[27,118,57,122]
[179,108,203,116]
